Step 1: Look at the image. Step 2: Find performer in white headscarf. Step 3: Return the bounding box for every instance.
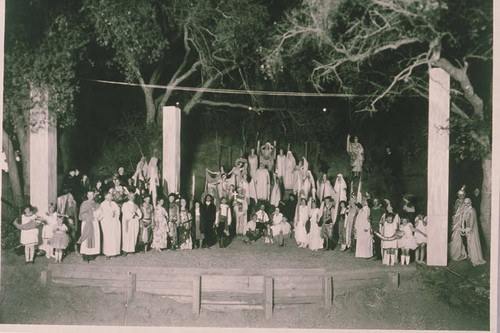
[248,148,259,179]
[275,148,286,181]
[284,149,296,190]
[132,156,149,186]
[346,134,364,178]
[255,165,271,200]
[332,174,348,219]
[148,156,160,205]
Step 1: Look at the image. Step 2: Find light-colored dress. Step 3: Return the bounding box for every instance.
[346,139,364,173]
[276,153,286,180]
[415,219,427,244]
[152,206,169,250]
[381,221,398,249]
[255,168,270,200]
[179,209,193,250]
[308,208,323,250]
[121,200,143,252]
[398,223,418,250]
[234,203,247,235]
[248,154,258,179]
[449,205,467,261]
[20,214,39,246]
[270,181,281,207]
[295,204,309,246]
[354,206,373,258]
[51,224,70,250]
[284,151,296,190]
[464,206,486,266]
[97,200,121,256]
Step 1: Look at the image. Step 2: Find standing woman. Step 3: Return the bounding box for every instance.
[96,192,121,259]
[167,194,180,249]
[275,148,286,182]
[294,197,310,248]
[346,134,364,178]
[462,198,486,266]
[270,172,281,208]
[308,200,323,251]
[354,199,373,258]
[178,198,193,250]
[192,201,205,249]
[284,149,296,191]
[336,201,348,251]
[248,148,259,180]
[152,198,169,251]
[345,192,358,250]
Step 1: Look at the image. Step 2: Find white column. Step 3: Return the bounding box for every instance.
[427,67,450,266]
[162,106,181,195]
[30,86,57,214]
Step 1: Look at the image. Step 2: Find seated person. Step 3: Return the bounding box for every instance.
[244,214,261,243]
[255,204,269,235]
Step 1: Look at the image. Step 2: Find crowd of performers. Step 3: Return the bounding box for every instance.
[12,136,485,267]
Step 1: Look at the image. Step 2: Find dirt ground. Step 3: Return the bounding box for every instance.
[0,236,490,330]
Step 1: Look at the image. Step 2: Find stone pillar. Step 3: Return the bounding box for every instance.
[427,68,450,266]
[162,106,181,195]
[30,86,57,214]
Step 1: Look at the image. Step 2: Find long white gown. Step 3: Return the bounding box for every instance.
[121,200,142,253]
[78,200,101,256]
[355,206,373,258]
[276,153,286,180]
[270,182,281,207]
[255,168,270,200]
[97,200,121,256]
[284,151,296,190]
[308,207,323,250]
[248,154,258,179]
[295,204,309,246]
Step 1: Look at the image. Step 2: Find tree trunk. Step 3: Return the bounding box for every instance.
[480,151,491,256]
[143,86,156,125]
[59,128,72,173]
[3,131,23,207]
[15,126,30,195]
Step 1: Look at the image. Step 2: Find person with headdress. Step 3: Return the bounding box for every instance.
[117,167,128,186]
[77,191,101,262]
[284,149,296,190]
[461,198,486,266]
[454,186,466,214]
[345,191,358,251]
[354,198,373,258]
[270,172,281,208]
[95,192,121,258]
[449,193,468,262]
[332,174,347,245]
[139,196,154,252]
[308,199,323,251]
[336,200,349,252]
[177,198,193,250]
[346,134,364,178]
[201,194,217,247]
[258,140,276,171]
[275,148,286,181]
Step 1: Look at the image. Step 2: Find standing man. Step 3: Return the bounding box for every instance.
[320,196,336,250]
[78,191,101,262]
[122,193,143,255]
[96,192,121,259]
[201,194,217,247]
[369,198,385,260]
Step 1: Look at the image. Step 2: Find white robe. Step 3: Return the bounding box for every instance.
[276,154,286,179]
[97,200,121,256]
[284,151,296,190]
[248,154,258,179]
[121,201,143,252]
[355,206,373,258]
[255,168,270,200]
[295,205,309,245]
[308,207,323,250]
[332,176,347,223]
[270,182,281,207]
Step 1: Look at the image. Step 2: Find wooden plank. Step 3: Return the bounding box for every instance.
[138,288,193,297]
[136,281,193,290]
[201,292,263,305]
[264,277,273,319]
[51,269,128,281]
[330,271,392,281]
[126,272,136,305]
[333,278,386,290]
[274,296,322,305]
[323,276,332,308]
[52,277,126,289]
[203,304,263,311]
[193,276,201,315]
[274,275,322,285]
[135,273,194,282]
[202,276,264,292]
[274,288,322,298]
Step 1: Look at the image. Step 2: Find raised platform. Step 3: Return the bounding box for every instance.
[41,262,415,318]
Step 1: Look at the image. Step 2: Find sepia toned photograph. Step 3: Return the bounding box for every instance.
[0,0,496,331]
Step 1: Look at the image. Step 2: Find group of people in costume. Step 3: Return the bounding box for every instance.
[12,135,485,268]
